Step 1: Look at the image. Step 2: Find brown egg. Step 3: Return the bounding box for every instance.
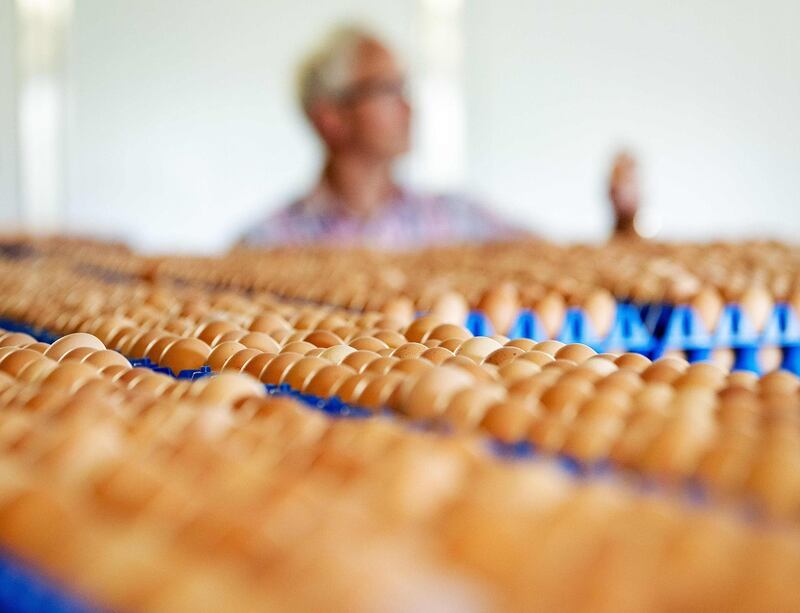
[319,344,357,364]
[214,330,248,345]
[129,373,173,395]
[595,369,643,396]
[477,283,519,335]
[44,333,105,360]
[357,373,405,411]
[403,315,444,343]
[641,358,688,384]
[195,373,265,405]
[532,340,565,356]
[144,335,180,364]
[303,330,343,348]
[349,337,389,352]
[260,352,304,385]
[428,290,469,326]
[739,285,774,331]
[125,330,161,358]
[379,296,415,326]
[517,350,555,367]
[392,342,428,359]
[0,348,43,376]
[195,320,239,345]
[341,350,381,373]
[438,338,465,353]
[497,359,541,384]
[159,338,211,375]
[207,341,248,371]
[249,313,291,334]
[504,338,536,351]
[238,332,281,353]
[58,346,99,363]
[283,356,329,390]
[0,346,18,363]
[533,292,566,338]
[364,356,400,376]
[457,336,504,362]
[427,323,472,342]
[443,355,497,382]
[372,329,407,348]
[483,346,525,367]
[0,332,36,348]
[240,352,277,380]
[420,346,455,365]
[221,348,262,372]
[688,286,723,333]
[391,358,434,377]
[760,370,800,396]
[579,356,619,377]
[481,400,537,443]
[335,373,376,404]
[281,341,316,355]
[269,328,292,344]
[540,380,593,420]
[528,416,569,453]
[305,364,355,397]
[441,385,506,430]
[614,352,651,373]
[674,362,726,391]
[98,364,131,379]
[582,289,617,338]
[23,342,49,354]
[42,362,99,391]
[402,366,474,419]
[726,370,759,391]
[554,343,596,364]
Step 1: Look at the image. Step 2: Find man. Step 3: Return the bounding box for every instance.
[240,26,521,248]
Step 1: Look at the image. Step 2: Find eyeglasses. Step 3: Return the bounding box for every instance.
[337,78,409,105]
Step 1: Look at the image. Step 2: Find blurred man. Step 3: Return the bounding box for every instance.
[241,26,521,248]
[608,151,643,239]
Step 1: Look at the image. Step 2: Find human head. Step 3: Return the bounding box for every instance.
[297,25,411,161]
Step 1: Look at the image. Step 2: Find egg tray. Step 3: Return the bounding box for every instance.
[0,549,99,613]
[465,303,800,375]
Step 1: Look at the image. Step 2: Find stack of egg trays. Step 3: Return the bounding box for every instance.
[641,303,800,374]
[465,303,653,355]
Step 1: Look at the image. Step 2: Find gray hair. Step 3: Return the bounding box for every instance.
[296,25,379,113]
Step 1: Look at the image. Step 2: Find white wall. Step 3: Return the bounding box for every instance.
[0,0,17,225]
[12,0,799,248]
[66,0,417,252]
[464,0,800,241]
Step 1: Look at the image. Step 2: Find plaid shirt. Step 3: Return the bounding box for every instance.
[241,187,523,249]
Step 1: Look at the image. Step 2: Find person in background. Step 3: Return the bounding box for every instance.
[240,25,522,249]
[608,151,643,240]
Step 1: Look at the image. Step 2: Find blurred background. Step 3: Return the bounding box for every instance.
[1,0,798,252]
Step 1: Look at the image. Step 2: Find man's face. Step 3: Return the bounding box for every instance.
[325,40,411,159]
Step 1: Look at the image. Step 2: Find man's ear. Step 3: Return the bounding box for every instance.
[309,102,347,148]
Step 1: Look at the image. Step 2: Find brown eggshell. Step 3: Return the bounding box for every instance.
[483,346,525,366]
[391,342,428,359]
[404,315,444,343]
[304,364,355,397]
[481,400,537,443]
[260,352,304,385]
[207,342,248,371]
[159,338,211,375]
[44,333,105,360]
[283,357,329,390]
[402,365,474,419]
[195,373,265,405]
[221,348,262,372]
[341,350,381,373]
[349,337,389,352]
[477,283,520,335]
